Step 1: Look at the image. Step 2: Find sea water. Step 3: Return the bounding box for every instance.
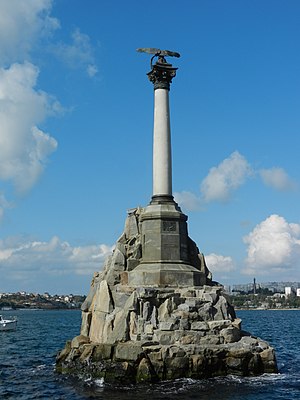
[0,308,299,399]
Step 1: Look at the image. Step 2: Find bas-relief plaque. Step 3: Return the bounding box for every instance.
[162,221,177,232]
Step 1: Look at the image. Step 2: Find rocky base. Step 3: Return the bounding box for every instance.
[56,284,277,383]
[56,207,277,383]
[56,333,277,383]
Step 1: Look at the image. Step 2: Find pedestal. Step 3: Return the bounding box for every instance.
[128,199,205,287]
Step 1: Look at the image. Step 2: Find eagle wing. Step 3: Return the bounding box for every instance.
[137,48,180,58]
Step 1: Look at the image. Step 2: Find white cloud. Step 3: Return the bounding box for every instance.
[0,1,62,218]
[0,62,58,192]
[0,1,97,217]
[174,191,202,211]
[87,64,98,78]
[259,167,296,191]
[200,151,252,203]
[205,253,235,273]
[243,214,300,276]
[0,236,113,281]
[0,0,59,65]
[52,28,98,77]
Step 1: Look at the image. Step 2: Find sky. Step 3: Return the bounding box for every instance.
[0,0,300,295]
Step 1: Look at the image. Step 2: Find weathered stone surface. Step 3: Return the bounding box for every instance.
[71,335,90,349]
[259,348,277,372]
[94,280,114,313]
[80,311,92,336]
[190,321,209,331]
[136,357,156,382]
[110,309,129,343]
[89,311,106,343]
[81,272,102,312]
[129,311,138,340]
[56,205,277,383]
[115,342,143,361]
[220,327,241,343]
[91,343,113,361]
[165,356,189,379]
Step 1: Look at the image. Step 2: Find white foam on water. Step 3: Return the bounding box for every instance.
[94,377,104,387]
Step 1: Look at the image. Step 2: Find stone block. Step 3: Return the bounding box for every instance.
[71,335,90,349]
[81,282,98,312]
[91,343,113,361]
[144,323,154,335]
[128,263,206,287]
[124,291,138,311]
[213,295,235,321]
[111,248,126,271]
[169,346,186,358]
[80,311,92,336]
[179,332,204,345]
[191,321,209,331]
[150,306,158,328]
[198,302,214,321]
[239,336,258,347]
[94,280,114,314]
[89,311,106,343]
[190,354,206,376]
[115,241,126,256]
[227,347,252,360]
[256,339,270,351]
[136,357,156,383]
[158,298,172,321]
[260,348,276,363]
[79,344,94,362]
[177,303,190,312]
[153,330,175,345]
[232,318,242,330]
[142,301,151,320]
[111,290,130,309]
[203,292,218,304]
[179,318,190,330]
[120,272,128,285]
[114,342,143,361]
[147,351,164,380]
[208,320,231,331]
[127,258,139,271]
[165,356,189,379]
[159,321,178,331]
[56,341,71,364]
[185,298,202,308]
[220,327,241,343]
[226,356,243,370]
[129,311,138,340]
[247,353,264,375]
[110,309,129,343]
[125,211,139,238]
[102,313,114,343]
[199,335,221,345]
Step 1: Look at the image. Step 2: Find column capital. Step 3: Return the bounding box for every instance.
[147,56,177,90]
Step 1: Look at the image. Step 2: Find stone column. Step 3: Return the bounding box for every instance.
[128,54,205,287]
[153,88,172,197]
[147,57,177,204]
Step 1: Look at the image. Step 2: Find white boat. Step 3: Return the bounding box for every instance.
[0,315,17,331]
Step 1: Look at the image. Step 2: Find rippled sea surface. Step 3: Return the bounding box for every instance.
[0,309,299,399]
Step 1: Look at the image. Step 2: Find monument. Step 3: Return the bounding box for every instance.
[56,49,277,383]
[128,48,209,288]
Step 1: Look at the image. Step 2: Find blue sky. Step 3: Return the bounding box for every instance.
[0,0,299,294]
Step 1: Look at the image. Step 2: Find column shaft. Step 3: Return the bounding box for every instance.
[153,88,172,197]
